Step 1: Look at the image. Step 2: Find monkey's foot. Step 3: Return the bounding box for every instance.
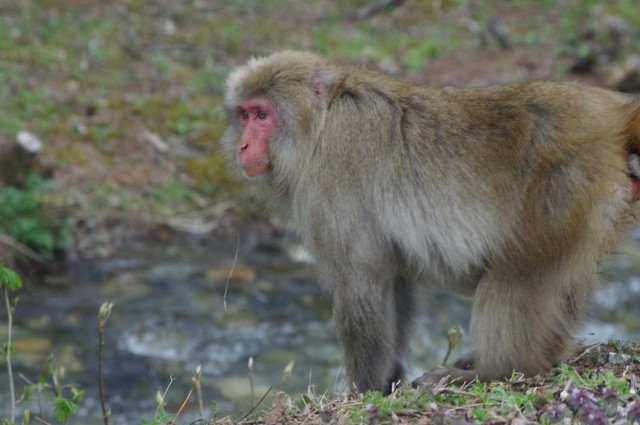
[452,353,475,370]
[411,368,478,388]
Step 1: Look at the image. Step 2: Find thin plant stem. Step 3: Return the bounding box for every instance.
[98,302,113,425]
[195,365,204,418]
[248,357,255,407]
[19,374,45,420]
[223,233,240,313]
[4,285,16,423]
[98,326,109,425]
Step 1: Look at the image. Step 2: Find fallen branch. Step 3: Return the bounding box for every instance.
[0,233,47,265]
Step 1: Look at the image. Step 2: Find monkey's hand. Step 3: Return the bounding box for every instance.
[411,367,478,388]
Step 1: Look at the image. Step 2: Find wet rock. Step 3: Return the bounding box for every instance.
[260,348,300,366]
[43,274,76,287]
[100,271,150,301]
[207,266,256,283]
[608,352,631,364]
[11,336,53,367]
[52,344,86,373]
[13,336,52,353]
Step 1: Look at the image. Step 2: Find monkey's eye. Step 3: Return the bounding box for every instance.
[257,110,267,120]
[239,110,249,120]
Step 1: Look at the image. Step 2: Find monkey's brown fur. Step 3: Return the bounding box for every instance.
[223,51,640,393]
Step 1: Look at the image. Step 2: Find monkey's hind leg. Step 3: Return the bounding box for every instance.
[413,253,596,388]
[469,256,596,382]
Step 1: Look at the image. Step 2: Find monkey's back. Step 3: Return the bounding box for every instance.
[322,75,637,274]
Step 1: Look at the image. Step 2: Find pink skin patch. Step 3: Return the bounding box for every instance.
[236,97,277,177]
[633,178,640,199]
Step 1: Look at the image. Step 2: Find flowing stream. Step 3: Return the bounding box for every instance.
[1,226,639,424]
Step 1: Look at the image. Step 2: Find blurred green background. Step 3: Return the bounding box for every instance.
[0,0,639,256]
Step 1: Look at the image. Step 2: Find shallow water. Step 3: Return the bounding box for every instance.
[1,228,639,424]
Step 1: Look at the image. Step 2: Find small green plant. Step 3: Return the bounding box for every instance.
[607,339,622,352]
[1,264,84,425]
[141,384,173,425]
[357,390,405,423]
[15,356,86,425]
[0,175,69,259]
[141,365,206,425]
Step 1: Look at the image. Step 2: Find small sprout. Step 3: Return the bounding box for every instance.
[248,356,255,405]
[21,409,30,425]
[441,325,464,367]
[155,388,165,405]
[52,365,66,394]
[279,360,294,390]
[283,360,294,375]
[447,325,464,346]
[98,302,113,328]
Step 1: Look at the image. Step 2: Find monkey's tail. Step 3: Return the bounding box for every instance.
[625,101,640,198]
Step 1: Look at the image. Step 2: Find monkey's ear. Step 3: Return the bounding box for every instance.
[311,69,338,101]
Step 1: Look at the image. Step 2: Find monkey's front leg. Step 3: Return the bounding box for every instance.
[332,279,401,394]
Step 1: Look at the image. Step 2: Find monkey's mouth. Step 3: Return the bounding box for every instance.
[242,160,270,177]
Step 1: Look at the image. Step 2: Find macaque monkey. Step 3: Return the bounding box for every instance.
[222,51,640,393]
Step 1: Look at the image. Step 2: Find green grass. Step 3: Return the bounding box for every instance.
[276,355,640,424]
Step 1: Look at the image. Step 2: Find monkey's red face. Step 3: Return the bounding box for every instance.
[236,97,277,177]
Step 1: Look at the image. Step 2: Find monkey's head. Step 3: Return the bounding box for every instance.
[222,51,339,179]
